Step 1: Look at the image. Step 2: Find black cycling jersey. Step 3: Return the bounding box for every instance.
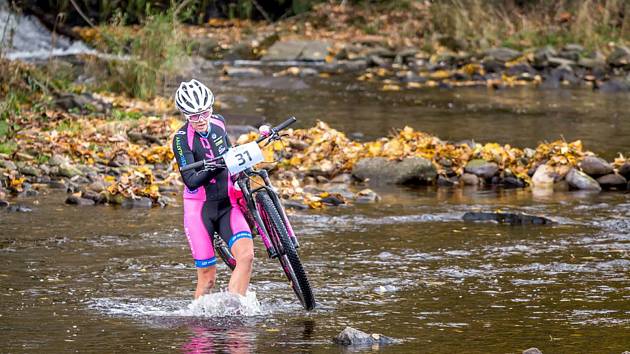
[172,114,232,201]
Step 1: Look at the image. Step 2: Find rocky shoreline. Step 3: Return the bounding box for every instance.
[1,110,628,212]
[213,40,630,94]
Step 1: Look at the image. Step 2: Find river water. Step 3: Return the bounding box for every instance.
[2,76,630,353]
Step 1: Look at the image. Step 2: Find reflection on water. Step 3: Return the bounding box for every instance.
[205,74,630,159]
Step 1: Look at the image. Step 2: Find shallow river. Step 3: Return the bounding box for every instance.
[2,187,629,353]
[2,79,630,353]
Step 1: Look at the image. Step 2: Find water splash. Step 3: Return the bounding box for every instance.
[186,291,263,317]
[90,291,265,319]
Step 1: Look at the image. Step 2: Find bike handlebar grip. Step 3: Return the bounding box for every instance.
[180,160,204,172]
[273,116,297,132]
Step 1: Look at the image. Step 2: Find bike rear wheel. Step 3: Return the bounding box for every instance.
[256,191,316,310]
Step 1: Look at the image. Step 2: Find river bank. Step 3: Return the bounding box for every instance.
[1,80,628,211]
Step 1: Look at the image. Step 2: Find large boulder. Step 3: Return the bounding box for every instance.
[566,168,601,191]
[596,173,627,190]
[484,47,521,62]
[579,156,613,177]
[531,165,555,188]
[262,40,330,61]
[464,159,499,179]
[606,45,630,68]
[333,327,398,346]
[352,157,437,185]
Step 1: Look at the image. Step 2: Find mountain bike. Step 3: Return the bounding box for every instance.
[180,117,315,311]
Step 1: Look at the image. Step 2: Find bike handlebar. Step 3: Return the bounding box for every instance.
[255,116,297,143]
[179,116,297,172]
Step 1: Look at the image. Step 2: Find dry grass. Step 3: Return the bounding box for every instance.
[428,0,630,50]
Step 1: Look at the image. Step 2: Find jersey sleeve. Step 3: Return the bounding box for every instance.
[172,131,217,190]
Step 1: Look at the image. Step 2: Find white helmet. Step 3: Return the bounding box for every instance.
[174,79,214,115]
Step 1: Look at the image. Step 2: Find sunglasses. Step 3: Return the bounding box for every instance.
[186,109,212,122]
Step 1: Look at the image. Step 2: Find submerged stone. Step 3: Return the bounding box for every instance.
[523,348,543,354]
[333,326,398,346]
[121,197,153,208]
[463,212,554,225]
[352,157,436,185]
[596,173,627,190]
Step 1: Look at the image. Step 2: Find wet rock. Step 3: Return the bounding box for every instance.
[464,159,499,179]
[121,197,153,208]
[460,173,479,186]
[283,199,309,210]
[618,162,630,179]
[262,40,330,61]
[57,163,82,178]
[506,63,536,77]
[82,190,106,203]
[566,168,601,191]
[54,93,110,113]
[48,154,70,166]
[87,181,105,193]
[224,42,256,60]
[15,152,34,161]
[190,37,219,59]
[327,185,355,200]
[533,46,557,68]
[606,45,630,68]
[7,204,32,212]
[331,173,352,184]
[597,78,630,93]
[463,212,554,225]
[108,153,130,168]
[18,165,40,177]
[0,159,17,170]
[333,326,398,346]
[354,189,381,203]
[579,156,613,177]
[321,195,344,206]
[481,57,504,73]
[578,56,606,70]
[484,47,521,62]
[47,180,67,189]
[0,199,8,208]
[596,173,627,190]
[300,41,331,61]
[224,67,264,78]
[532,165,555,188]
[503,176,525,188]
[547,57,576,68]
[523,348,543,354]
[352,157,437,185]
[437,175,458,186]
[157,195,174,207]
[65,195,95,206]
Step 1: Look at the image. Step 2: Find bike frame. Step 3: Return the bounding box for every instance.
[233,167,299,259]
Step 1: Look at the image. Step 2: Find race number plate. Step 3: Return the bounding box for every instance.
[224,142,264,175]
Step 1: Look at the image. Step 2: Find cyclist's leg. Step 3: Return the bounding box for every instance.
[183,198,217,299]
[217,198,253,296]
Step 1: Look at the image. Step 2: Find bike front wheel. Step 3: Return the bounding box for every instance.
[256,190,316,310]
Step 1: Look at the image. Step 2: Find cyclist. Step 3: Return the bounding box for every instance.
[172,79,254,299]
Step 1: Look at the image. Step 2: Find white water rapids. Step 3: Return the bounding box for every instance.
[0,0,95,60]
